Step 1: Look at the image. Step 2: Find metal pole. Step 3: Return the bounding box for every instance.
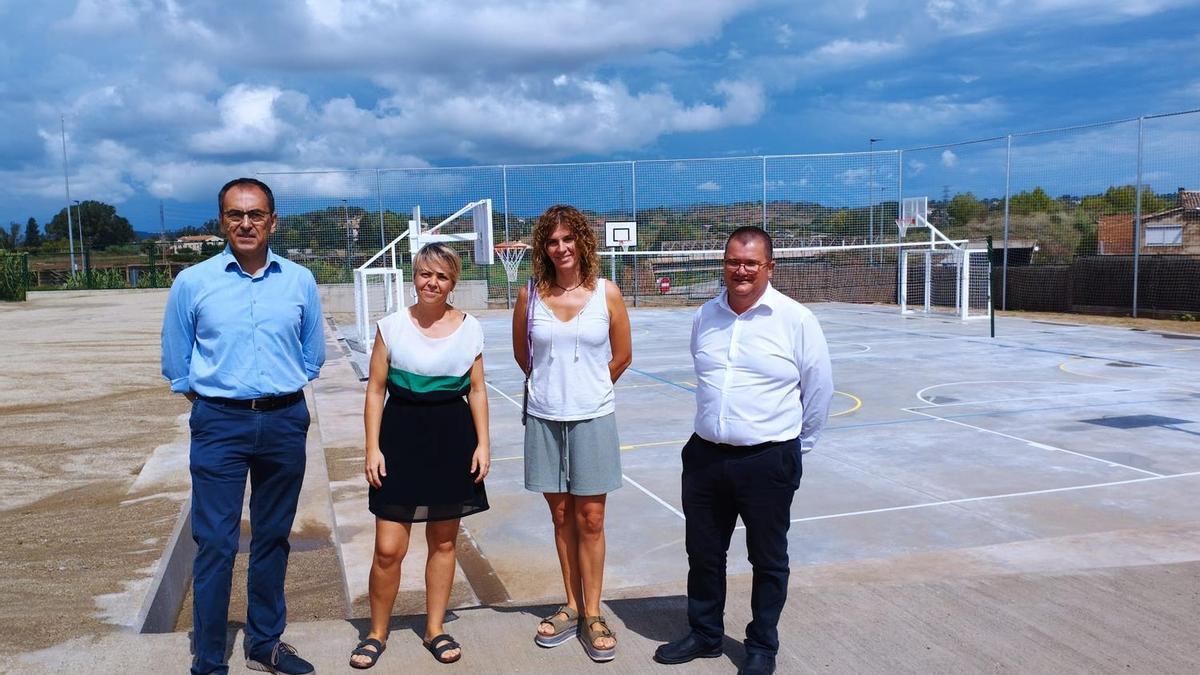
[1133,116,1144,318]
[631,161,638,308]
[868,140,875,262]
[376,169,385,250]
[1002,134,1012,311]
[342,199,350,283]
[987,235,995,338]
[60,115,77,273]
[503,165,511,308]
[761,156,767,229]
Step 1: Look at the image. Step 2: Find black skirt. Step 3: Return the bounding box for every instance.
[370,383,489,523]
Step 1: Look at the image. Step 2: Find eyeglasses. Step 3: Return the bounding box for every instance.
[223,209,272,226]
[723,258,767,272]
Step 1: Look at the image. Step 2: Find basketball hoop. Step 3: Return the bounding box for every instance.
[494,241,531,283]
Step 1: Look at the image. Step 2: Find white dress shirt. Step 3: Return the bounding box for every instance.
[690,283,834,451]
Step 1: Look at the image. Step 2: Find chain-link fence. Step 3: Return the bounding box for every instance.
[263,108,1200,319]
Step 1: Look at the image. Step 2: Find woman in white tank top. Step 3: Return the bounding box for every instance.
[512,205,632,662]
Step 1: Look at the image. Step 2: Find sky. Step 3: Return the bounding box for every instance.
[2,0,1199,232]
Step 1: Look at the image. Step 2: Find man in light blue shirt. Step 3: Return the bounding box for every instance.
[162,177,324,675]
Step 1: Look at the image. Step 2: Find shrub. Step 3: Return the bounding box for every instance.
[0,252,28,301]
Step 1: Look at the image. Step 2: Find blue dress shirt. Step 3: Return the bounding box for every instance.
[161,247,326,398]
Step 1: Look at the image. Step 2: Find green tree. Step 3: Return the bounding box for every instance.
[946,193,987,228]
[46,201,136,249]
[1010,187,1054,215]
[22,217,41,249]
[0,222,16,249]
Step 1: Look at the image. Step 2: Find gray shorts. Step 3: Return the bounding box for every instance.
[524,413,622,496]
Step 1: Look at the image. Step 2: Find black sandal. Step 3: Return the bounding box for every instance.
[349,637,385,669]
[423,633,462,664]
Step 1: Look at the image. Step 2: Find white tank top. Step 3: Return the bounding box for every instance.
[527,279,614,421]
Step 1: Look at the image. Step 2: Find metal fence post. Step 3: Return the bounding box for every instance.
[376,169,385,251]
[761,155,768,229]
[1002,134,1012,311]
[1132,117,1144,318]
[631,161,638,308]
[502,165,511,308]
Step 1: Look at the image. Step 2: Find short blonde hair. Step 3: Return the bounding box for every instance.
[412,243,462,286]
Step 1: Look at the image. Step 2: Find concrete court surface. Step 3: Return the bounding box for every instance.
[3,292,1200,673]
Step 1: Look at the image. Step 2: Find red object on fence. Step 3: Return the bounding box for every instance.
[658,277,671,294]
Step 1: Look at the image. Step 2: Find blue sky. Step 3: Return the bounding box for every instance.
[1,0,1199,232]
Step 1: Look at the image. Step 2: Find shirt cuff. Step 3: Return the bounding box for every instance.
[305,364,321,380]
[169,376,191,394]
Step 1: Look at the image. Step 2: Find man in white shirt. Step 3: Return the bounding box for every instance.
[654,226,833,675]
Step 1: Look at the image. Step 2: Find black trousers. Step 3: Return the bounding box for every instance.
[681,433,803,656]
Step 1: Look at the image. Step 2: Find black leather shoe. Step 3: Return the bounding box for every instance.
[653,633,722,664]
[739,652,776,675]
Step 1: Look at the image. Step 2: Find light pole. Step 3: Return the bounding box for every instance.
[61,115,77,273]
[73,199,85,250]
[73,199,87,280]
[869,138,883,263]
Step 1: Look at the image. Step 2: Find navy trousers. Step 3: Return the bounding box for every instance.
[681,434,803,656]
[188,398,310,675]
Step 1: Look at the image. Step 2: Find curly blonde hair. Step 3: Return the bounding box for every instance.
[530,204,599,294]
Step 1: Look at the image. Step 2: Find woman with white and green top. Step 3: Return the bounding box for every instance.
[349,243,490,669]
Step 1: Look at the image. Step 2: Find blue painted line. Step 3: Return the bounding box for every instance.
[628,366,695,392]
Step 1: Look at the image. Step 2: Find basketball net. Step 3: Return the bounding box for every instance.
[494,241,531,283]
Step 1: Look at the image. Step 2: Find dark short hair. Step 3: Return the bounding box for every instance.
[726,226,773,260]
[218,177,275,214]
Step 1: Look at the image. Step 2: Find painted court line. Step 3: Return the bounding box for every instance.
[903,407,1164,478]
[913,381,1169,408]
[486,377,686,520]
[622,473,686,520]
[773,470,1200,526]
[486,381,522,409]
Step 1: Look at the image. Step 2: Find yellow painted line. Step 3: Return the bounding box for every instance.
[831,390,862,417]
[1058,357,1110,380]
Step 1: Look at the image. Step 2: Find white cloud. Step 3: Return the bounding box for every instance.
[908,159,928,175]
[807,38,905,66]
[697,180,721,191]
[188,85,291,156]
[925,0,1196,35]
[58,0,142,33]
[941,149,959,167]
[776,23,794,48]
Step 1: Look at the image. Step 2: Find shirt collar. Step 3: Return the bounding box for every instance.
[718,282,780,316]
[222,245,283,278]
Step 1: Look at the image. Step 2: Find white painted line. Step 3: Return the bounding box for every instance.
[904,407,1164,477]
[622,473,686,520]
[486,381,522,409]
[731,470,1200,531]
[915,380,1065,406]
[911,383,1173,409]
[486,378,687,521]
[791,471,1200,525]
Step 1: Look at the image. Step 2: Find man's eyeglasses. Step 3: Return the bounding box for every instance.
[723,259,767,272]
[223,209,272,226]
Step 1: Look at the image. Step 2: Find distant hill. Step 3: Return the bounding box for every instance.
[134,230,162,240]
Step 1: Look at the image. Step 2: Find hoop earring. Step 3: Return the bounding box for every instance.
[449,290,456,305]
